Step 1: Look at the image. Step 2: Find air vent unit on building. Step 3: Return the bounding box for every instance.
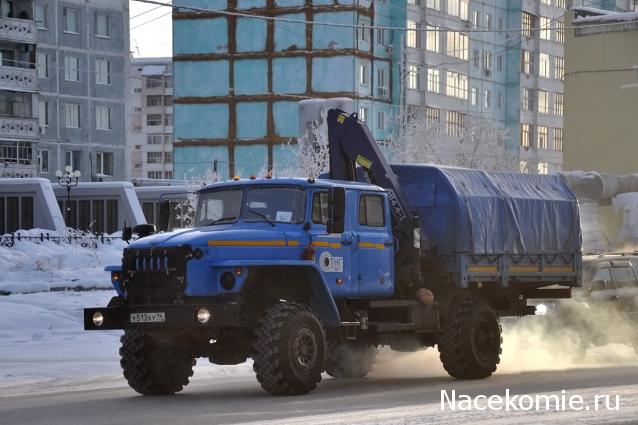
[377,87,388,97]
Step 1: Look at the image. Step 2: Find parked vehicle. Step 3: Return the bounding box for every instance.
[539,253,638,357]
[84,108,582,396]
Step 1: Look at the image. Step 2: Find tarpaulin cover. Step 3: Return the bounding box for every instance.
[392,165,581,255]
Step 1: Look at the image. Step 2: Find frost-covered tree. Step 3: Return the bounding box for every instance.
[384,106,517,172]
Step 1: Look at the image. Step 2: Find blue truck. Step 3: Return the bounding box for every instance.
[85,109,582,396]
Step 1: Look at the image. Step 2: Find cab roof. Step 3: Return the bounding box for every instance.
[198,177,385,194]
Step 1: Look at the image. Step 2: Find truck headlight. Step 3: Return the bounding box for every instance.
[92,311,104,326]
[196,307,211,324]
[535,304,548,316]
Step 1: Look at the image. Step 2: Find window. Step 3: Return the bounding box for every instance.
[538,126,548,149]
[147,134,164,145]
[63,8,79,34]
[145,76,163,89]
[95,59,110,85]
[554,92,564,116]
[377,68,387,92]
[486,13,492,30]
[38,150,49,173]
[448,0,468,20]
[408,65,420,90]
[554,19,565,43]
[483,51,492,69]
[35,5,47,29]
[521,124,532,148]
[426,25,439,52]
[446,110,466,137]
[64,56,79,82]
[359,195,385,227]
[148,171,162,179]
[539,53,550,78]
[484,89,491,108]
[95,13,110,38]
[471,87,478,106]
[445,70,468,99]
[537,162,548,175]
[521,50,534,74]
[311,192,329,225]
[556,0,566,8]
[497,92,502,109]
[553,128,563,151]
[522,12,535,38]
[147,95,163,107]
[164,151,173,163]
[359,62,368,85]
[358,107,367,123]
[496,54,503,72]
[164,114,173,126]
[96,106,110,130]
[522,88,534,111]
[164,96,173,106]
[358,17,370,43]
[164,171,173,179]
[65,151,82,171]
[96,152,113,175]
[538,90,549,113]
[36,52,48,78]
[376,28,387,45]
[539,16,551,40]
[38,100,49,127]
[472,11,479,28]
[427,68,439,93]
[426,0,439,10]
[147,152,162,164]
[446,31,468,60]
[498,16,503,30]
[426,106,440,128]
[242,187,306,224]
[376,111,385,131]
[473,49,480,67]
[146,114,162,126]
[554,56,564,80]
[407,20,418,48]
[64,103,80,128]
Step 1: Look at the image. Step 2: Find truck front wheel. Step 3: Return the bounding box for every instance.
[325,342,378,379]
[438,295,501,379]
[119,330,195,395]
[252,302,325,395]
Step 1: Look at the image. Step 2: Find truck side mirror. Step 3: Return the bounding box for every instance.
[158,200,170,232]
[122,226,133,242]
[327,187,345,234]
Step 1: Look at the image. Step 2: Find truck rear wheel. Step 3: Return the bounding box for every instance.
[325,342,377,379]
[438,295,501,379]
[252,302,325,396]
[119,330,195,395]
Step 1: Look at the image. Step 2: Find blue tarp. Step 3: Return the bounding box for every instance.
[392,165,581,256]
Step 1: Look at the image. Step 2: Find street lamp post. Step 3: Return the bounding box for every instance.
[55,166,81,226]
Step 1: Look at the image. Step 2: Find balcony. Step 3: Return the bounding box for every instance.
[0,17,36,44]
[0,116,38,140]
[0,65,36,92]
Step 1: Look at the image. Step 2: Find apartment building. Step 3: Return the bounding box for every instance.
[172,0,404,179]
[35,0,129,181]
[0,0,39,178]
[126,57,173,180]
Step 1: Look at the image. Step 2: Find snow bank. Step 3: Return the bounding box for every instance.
[0,229,127,294]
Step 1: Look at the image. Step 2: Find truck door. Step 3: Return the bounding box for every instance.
[356,192,394,296]
[308,190,355,297]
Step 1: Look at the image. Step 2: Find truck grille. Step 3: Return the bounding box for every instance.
[122,245,193,303]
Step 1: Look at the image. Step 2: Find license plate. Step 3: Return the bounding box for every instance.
[130,312,166,323]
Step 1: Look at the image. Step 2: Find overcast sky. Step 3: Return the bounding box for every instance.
[129,0,173,58]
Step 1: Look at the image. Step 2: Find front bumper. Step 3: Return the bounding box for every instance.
[84,300,240,330]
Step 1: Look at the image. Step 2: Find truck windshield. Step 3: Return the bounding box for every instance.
[196,189,243,226]
[242,187,306,224]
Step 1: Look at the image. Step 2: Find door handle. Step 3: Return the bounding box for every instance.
[341,240,352,246]
[384,241,394,247]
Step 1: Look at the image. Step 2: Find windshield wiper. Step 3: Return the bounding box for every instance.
[247,210,275,227]
[201,216,237,226]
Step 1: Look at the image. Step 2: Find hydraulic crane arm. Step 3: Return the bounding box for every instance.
[327,108,421,289]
